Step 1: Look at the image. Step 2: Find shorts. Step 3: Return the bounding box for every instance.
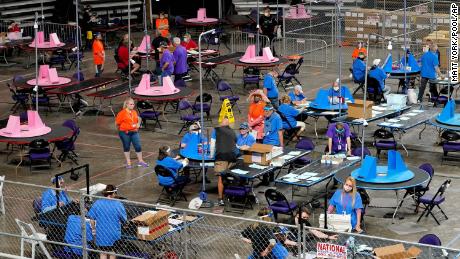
[97,246,114,252]
[214,161,235,175]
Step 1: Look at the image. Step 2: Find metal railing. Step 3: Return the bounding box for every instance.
[271,37,328,68]
[229,31,270,54]
[1,178,460,258]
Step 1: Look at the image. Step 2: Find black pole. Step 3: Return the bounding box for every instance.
[324,177,334,229]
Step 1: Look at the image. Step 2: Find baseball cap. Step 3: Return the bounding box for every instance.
[373,59,381,66]
[189,123,201,131]
[264,104,274,111]
[51,176,64,184]
[239,122,249,130]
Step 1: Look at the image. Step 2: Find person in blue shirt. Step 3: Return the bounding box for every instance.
[87,185,127,258]
[351,52,366,83]
[288,85,307,105]
[278,95,306,139]
[263,70,279,109]
[41,176,72,213]
[64,215,93,257]
[236,122,256,152]
[328,79,355,104]
[180,122,207,153]
[328,176,363,233]
[418,44,444,103]
[263,104,283,147]
[156,145,189,186]
[368,59,391,99]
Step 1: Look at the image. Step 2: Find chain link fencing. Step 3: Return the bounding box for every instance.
[1,178,460,258]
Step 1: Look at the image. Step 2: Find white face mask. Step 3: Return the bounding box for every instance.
[159,15,164,19]
[264,12,270,17]
[344,185,352,192]
[333,86,340,91]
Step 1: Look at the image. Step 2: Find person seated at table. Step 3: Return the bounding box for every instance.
[327,79,354,104]
[236,122,256,152]
[263,69,279,109]
[278,95,306,140]
[290,207,338,246]
[117,34,140,76]
[263,104,283,147]
[288,85,307,105]
[88,185,127,259]
[351,52,366,83]
[7,22,20,32]
[181,33,198,50]
[369,58,391,99]
[328,176,363,233]
[41,176,72,213]
[351,41,367,60]
[180,123,202,149]
[159,41,175,83]
[156,11,169,38]
[248,90,269,141]
[326,122,352,156]
[64,214,93,257]
[172,37,188,81]
[156,145,189,185]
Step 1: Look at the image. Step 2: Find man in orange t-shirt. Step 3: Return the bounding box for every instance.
[92,33,105,77]
[156,11,169,38]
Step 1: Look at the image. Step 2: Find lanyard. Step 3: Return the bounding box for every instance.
[341,192,350,211]
[126,109,135,124]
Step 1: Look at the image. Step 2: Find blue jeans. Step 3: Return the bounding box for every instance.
[118,131,142,152]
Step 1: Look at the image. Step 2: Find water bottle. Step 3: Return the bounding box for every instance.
[198,143,203,154]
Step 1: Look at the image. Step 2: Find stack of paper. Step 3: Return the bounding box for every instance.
[249,164,268,170]
[288,151,301,156]
[231,169,249,175]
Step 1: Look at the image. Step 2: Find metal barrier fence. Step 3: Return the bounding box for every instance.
[230,31,270,54]
[271,37,328,68]
[1,179,460,258]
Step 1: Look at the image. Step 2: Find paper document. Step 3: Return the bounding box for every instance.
[321,111,340,115]
[399,117,410,121]
[405,113,417,116]
[412,110,424,113]
[372,106,387,111]
[307,177,321,181]
[283,173,298,179]
[249,164,268,170]
[168,219,184,225]
[380,122,392,126]
[390,123,403,127]
[288,151,301,156]
[387,119,400,123]
[284,178,300,183]
[231,169,249,175]
[346,156,360,161]
[280,155,295,160]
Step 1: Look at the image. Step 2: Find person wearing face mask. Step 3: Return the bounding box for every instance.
[369,58,391,99]
[156,145,189,186]
[156,11,169,38]
[351,52,366,83]
[326,122,352,156]
[236,122,256,152]
[180,122,203,149]
[181,33,198,50]
[328,176,364,233]
[328,79,354,104]
[248,90,269,140]
[263,69,279,109]
[288,85,307,105]
[172,37,188,81]
[41,176,72,213]
[418,43,444,103]
[351,41,367,60]
[259,6,278,56]
[159,41,175,84]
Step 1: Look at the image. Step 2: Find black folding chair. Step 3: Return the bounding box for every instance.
[154,165,188,206]
[277,111,300,146]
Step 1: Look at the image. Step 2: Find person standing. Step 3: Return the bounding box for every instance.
[159,42,175,84]
[156,11,169,38]
[263,104,283,147]
[115,98,149,168]
[210,118,238,206]
[92,32,105,77]
[263,70,279,109]
[87,185,127,259]
[418,44,444,103]
[248,90,269,141]
[172,37,188,81]
[259,6,278,56]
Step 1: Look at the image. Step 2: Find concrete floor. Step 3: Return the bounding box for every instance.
[1,30,460,255]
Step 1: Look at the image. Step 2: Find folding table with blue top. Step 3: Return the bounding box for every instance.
[335,150,430,222]
[385,52,421,93]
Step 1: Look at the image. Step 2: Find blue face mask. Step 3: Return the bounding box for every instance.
[335,128,344,135]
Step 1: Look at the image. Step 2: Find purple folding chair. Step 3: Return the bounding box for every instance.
[441,131,460,161]
[398,163,434,212]
[178,100,200,135]
[28,139,52,171]
[223,174,253,214]
[293,137,315,166]
[417,179,450,225]
[265,189,297,221]
[192,93,212,121]
[137,101,162,131]
[243,67,261,89]
[216,80,241,113]
[373,128,397,158]
[351,147,371,157]
[54,120,80,165]
[72,71,85,82]
[419,234,442,246]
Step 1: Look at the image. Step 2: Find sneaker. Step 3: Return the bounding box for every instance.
[218,199,225,206]
[137,161,149,168]
[126,164,134,169]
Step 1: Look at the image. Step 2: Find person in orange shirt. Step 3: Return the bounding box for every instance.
[92,33,105,77]
[351,41,367,60]
[115,98,149,169]
[156,11,169,38]
[247,90,269,140]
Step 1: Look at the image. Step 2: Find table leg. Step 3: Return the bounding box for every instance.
[391,190,400,223]
[231,65,237,78]
[418,123,427,139]
[15,146,24,177]
[398,132,409,156]
[314,117,319,138]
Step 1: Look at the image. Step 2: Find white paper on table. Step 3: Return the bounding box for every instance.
[168,218,184,225]
[200,162,215,167]
[283,173,299,179]
[288,151,301,156]
[346,156,360,161]
[405,113,417,116]
[387,119,400,123]
[380,122,392,126]
[301,172,318,177]
[307,177,321,181]
[412,110,424,113]
[372,111,383,115]
[188,50,199,55]
[321,111,340,115]
[249,164,268,170]
[280,154,295,160]
[390,123,403,127]
[372,106,387,111]
[231,169,249,175]
[399,117,410,121]
[284,178,300,183]
[297,175,312,180]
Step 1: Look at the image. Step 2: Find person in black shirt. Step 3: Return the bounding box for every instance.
[210,117,237,206]
[151,29,170,75]
[259,6,278,55]
[241,223,276,259]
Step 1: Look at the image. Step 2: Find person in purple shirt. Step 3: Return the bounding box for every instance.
[172,37,188,81]
[326,122,352,155]
[159,42,175,84]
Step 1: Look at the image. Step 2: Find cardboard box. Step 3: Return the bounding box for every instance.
[347,99,374,119]
[243,143,281,165]
[133,210,170,241]
[374,244,422,259]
